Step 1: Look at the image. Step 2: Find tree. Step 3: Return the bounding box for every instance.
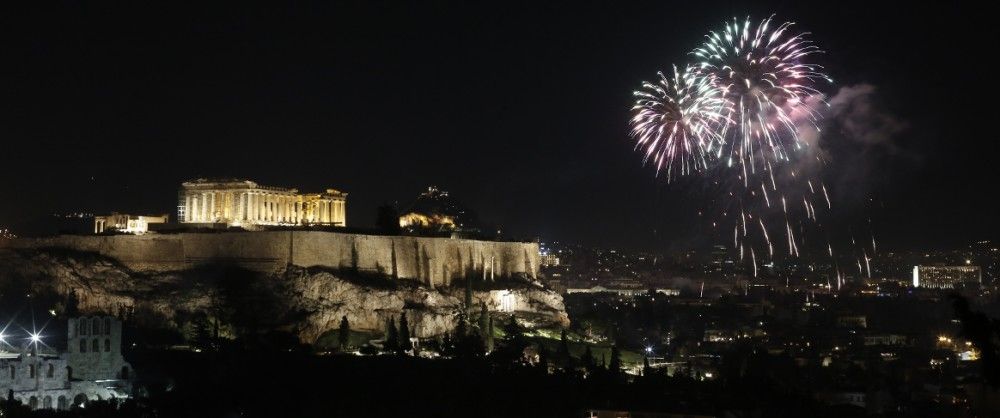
[455,312,468,338]
[502,315,525,348]
[399,312,413,353]
[608,345,623,376]
[384,316,399,352]
[441,333,455,356]
[376,203,401,234]
[338,315,351,351]
[493,315,528,364]
[192,313,214,351]
[582,345,595,371]
[486,316,495,352]
[557,329,571,364]
[455,328,486,359]
[537,344,550,373]
[478,302,489,333]
[478,303,492,351]
[952,295,1000,386]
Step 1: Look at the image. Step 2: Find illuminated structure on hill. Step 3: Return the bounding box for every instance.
[94,213,169,234]
[177,178,347,228]
[399,186,483,235]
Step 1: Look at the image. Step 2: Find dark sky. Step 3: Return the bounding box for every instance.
[2,2,997,251]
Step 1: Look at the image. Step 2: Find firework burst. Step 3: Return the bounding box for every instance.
[629,65,727,181]
[693,15,831,177]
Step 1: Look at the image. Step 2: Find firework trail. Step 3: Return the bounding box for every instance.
[629,66,728,181]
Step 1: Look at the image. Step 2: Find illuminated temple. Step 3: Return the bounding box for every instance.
[178,179,347,228]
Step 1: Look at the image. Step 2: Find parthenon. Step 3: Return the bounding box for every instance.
[178,179,346,228]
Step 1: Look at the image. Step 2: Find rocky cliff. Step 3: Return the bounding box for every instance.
[0,248,569,344]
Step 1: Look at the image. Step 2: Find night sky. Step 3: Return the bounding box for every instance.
[2,2,997,251]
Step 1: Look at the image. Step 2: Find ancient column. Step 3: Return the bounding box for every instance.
[282,196,288,223]
[250,192,260,223]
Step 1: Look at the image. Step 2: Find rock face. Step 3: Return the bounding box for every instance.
[0,249,569,344]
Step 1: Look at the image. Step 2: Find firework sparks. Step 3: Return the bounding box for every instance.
[693,15,831,173]
[630,66,727,181]
[626,14,857,281]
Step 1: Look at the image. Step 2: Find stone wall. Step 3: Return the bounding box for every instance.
[4,231,539,285]
[66,316,131,382]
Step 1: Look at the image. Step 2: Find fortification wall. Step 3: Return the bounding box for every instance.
[3,231,539,285]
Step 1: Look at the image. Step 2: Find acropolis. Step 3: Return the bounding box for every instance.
[177,178,347,228]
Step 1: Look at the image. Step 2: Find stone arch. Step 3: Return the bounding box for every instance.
[73,393,87,407]
[43,396,52,409]
[57,395,68,410]
[28,396,38,410]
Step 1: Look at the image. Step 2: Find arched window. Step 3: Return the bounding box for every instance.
[91,338,99,353]
[80,339,87,353]
[57,396,68,410]
[75,320,81,337]
[105,338,111,352]
[104,318,112,335]
[28,396,38,410]
[92,317,101,335]
[43,396,52,409]
[47,364,54,378]
[9,365,14,379]
[66,366,73,380]
[29,364,35,378]
[80,317,88,336]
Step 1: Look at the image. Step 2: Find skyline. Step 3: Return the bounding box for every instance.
[2,2,997,251]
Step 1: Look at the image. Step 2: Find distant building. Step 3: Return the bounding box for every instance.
[94,213,169,234]
[864,334,910,346]
[177,178,346,228]
[0,315,132,411]
[835,315,868,329]
[912,265,981,289]
[565,285,679,297]
[539,253,560,267]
